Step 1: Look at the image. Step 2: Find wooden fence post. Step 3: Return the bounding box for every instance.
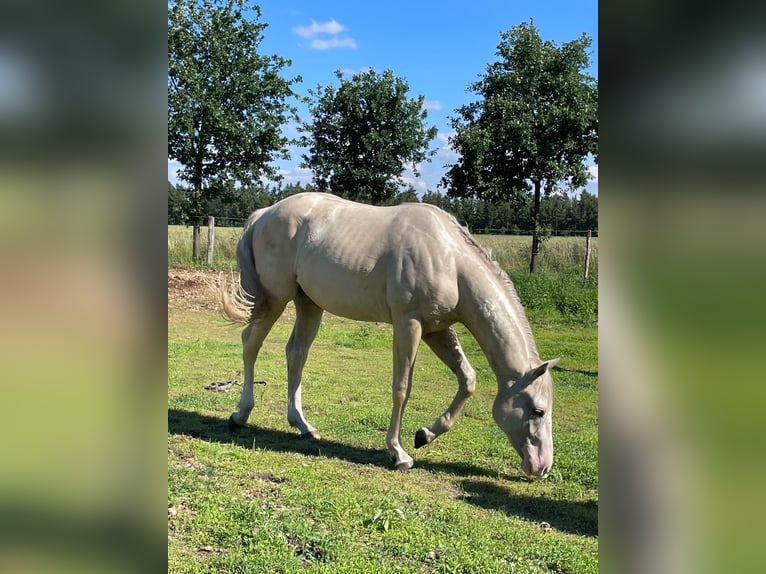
[206,216,215,265]
[584,229,592,279]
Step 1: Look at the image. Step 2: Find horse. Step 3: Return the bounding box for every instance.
[220,192,559,476]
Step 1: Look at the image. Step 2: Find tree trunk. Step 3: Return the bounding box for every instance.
[529,179,542,274]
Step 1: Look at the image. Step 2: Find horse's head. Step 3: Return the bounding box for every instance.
[492,357,559,478]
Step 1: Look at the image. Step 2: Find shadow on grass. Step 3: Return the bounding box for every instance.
[459,479,598,537]
[168,408,521,481]
[554,366,599,378]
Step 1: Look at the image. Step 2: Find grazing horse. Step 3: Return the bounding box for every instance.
[220,192,559,476]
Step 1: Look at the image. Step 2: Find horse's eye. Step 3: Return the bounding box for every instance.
[531,408,545,418]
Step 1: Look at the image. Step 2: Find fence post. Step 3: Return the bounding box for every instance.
[584,229,592,279]
[206,216,215,265]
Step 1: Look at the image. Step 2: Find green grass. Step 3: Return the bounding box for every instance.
[168,224,242,270]
[168,286,598,573]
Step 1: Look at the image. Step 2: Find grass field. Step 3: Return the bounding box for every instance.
[168,235,598,573]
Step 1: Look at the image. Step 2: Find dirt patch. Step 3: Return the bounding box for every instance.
[168,266,297,320]
[168,267,236,310]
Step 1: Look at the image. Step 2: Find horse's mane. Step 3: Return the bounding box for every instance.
[446,212,539,359]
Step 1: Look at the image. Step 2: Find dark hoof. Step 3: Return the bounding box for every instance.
[228,414,243,431]
[414,428,429,449]
[300,430,321,441]
[395,460,414,472]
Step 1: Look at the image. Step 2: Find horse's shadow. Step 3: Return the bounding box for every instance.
[168,408,597,536]
[167,408,513,480]
[555,366,599,378]
[459,479,598,537]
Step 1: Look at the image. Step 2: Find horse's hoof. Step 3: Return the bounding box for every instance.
[300,430,321,440]
[228,414,243,431]
[414,428,430,449]
[395,460,414,472]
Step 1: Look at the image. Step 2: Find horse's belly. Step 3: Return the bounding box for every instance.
[296,265,392,323]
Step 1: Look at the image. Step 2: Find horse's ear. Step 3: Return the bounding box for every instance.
[526,357,561,381]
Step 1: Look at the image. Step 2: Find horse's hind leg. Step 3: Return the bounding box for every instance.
[229,305,286,429]
[285,290,324,438]
[387,316,422,471]
[415,327,476,448]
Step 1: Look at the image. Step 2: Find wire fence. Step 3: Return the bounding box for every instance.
[174,216,598,238]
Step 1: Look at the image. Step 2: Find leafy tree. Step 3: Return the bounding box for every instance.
[300,69,438,205]
[443,22,597,272]
[168,181,191,225]
[541,193,573,236]
[421,190,452,212]
[574,190,598,232]
[168,0,299,258]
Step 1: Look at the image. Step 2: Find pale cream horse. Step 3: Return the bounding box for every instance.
[221,192,559,476]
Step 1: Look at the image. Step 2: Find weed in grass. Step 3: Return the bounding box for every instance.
[364,494,407,533]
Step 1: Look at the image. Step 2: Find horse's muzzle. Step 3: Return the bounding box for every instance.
[521,443,552,477]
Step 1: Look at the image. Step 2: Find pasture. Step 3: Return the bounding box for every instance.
[168,232,598,573]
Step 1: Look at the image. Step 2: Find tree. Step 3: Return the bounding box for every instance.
[168,0,299,258]
[575,190,598,232]
[168,181,189,225]
[443,22,598,272]
[300,69,438,205]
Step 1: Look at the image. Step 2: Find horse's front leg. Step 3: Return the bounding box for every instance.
[386,316,422,471]
[415,328,476,448]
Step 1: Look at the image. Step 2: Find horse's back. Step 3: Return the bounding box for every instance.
[247,193,464,325]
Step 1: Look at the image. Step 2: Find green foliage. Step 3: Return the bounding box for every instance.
[444,21,598,201]
[168,0,299,217]
[443,21,597,272]
[511,272,598,325]
[300,69,438,205]
[422,191,597,235]
[364,494,407,533]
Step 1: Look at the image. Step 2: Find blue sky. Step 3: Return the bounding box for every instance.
[169,0,598,196]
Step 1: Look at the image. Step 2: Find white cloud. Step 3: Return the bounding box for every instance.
[293,19,345,38]
[588,165,598,182]
[399,174,428,191]
[276,165,314,186]
[436,131,454,145]
[311,36,357,50]
[423,100,442,110]
[434,131,458,164]
[293,19,357,50]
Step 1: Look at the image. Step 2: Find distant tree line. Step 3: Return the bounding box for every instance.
[422,189,597,236]
[169,180,597,235]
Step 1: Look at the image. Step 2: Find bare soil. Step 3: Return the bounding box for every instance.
[167,267,235,310]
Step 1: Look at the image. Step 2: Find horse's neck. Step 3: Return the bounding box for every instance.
[461,273,538,383]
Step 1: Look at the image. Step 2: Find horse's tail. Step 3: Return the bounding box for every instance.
[219,212,272,325]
